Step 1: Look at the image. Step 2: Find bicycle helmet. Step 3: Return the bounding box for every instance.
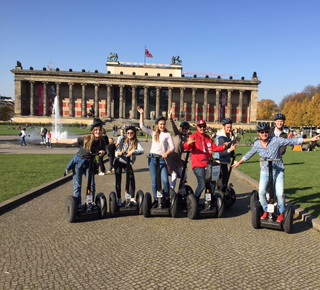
[125,125,136,133]
[274,113,286,121]
[90,118,105,131]
[256,122,270,132]
[155,115,166,124]
[222,118,232,126]
[179,121,190,129]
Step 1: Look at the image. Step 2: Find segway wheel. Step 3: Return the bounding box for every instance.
[252,201,261,229]
[109,192,117,217]
[143,192,152,217]
[283,204,293,234]
[95,192,107,219]
[66,196,78,223]
[136,190,144,215]
[250,190,259,211]
[224,187,236,208]
[186,194,198,219]
[214,193,224,218]
[170,189,178,218]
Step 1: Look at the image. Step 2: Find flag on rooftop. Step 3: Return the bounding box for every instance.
[145,47,153,58]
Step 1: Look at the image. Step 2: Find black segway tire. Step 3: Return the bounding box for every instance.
[214,192,224,218]
[170,190,178,218]
[109,192,117,217]
[283,204,293,234]
[143,192,152,217]
[95,192,107,219]
[136,190,144,215]
[224,187,236,208]
[187,194,198,219]
[66,195,78,223]
[252,201,261,229]
[250,190,259,211]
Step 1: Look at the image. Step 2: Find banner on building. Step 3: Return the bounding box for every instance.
[38,85,44,115]
[220,91,226,121]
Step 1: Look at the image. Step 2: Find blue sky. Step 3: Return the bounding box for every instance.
[1,0,320,105]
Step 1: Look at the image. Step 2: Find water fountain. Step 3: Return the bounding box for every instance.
[52,96,68,140]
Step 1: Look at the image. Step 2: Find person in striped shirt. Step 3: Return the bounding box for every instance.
[232,122,320,222]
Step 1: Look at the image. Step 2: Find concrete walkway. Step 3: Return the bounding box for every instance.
[1,139,320,289]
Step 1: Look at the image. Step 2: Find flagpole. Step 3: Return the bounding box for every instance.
[144,46,146,65]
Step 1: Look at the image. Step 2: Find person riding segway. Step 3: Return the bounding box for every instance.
[52,118,107,222]
[232,122,320,232]
[109,125,145,216]
[214,118,239,208]
[183,120,234,219]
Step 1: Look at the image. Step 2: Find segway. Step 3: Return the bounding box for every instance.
[170,151,195,218]
[216,153,242,208]
[109,155,144,217]
[66,153,107,223]
[143,154,177,217]
[252,158,293,233]
[187,158,224,219]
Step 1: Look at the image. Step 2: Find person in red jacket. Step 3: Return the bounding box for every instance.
[184,120,235,200]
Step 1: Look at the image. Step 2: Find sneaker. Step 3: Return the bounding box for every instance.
[117,198,122,206]
[276,213,284,222]
[64,170,69,177]
[130,198,137,205]
[111,168,115,172]
[106,171,112,174]
[164,199,171,208]
[260,211,268,220]
[98,172,105,176]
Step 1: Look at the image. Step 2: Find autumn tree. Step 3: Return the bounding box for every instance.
[257,99,278,120]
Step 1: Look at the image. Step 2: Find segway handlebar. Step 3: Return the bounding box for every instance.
[259,158,281,162]
[201,157,229,165]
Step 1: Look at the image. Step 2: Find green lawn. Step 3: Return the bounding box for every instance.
[234,145,320,219]
[0,154,74,203]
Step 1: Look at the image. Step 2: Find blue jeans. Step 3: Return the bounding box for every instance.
[193,167,216,198]
[73,162,95,206]
[259,170,285,213]
[148,156,170,199]
[20,137,26,146]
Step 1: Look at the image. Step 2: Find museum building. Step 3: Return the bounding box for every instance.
[11,61,261,126]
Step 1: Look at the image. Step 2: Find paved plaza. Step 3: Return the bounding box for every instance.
[1,140,320,289]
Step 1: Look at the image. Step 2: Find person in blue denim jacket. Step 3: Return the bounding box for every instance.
[52,119,106,209]
[232,122,320,222]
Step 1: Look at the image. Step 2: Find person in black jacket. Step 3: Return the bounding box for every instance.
[269,113,287,156]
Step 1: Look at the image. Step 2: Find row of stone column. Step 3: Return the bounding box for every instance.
[28,81,253,122]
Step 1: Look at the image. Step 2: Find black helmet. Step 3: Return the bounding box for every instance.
[256,122,270,132]
[222,118,232,126]
[90,118,105,131]
[274,113,286,121]
[179,121,190,129]
[125,125,136,133]
[155,115,166,124]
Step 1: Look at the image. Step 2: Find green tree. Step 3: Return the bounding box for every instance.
[0,105,13,121]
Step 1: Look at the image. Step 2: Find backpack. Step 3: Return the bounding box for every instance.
[19,132,22,137]
[43,128,47,135]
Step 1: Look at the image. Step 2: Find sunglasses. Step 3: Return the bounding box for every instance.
[181,127,189,130]
[259,131,269,134]
[198,125,206,129]
[127,132,134,135]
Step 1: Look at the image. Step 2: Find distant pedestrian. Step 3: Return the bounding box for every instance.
[107,138,116,173]
[46,130,52,148]
[20,128,27,146]
[40,126,47,144]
